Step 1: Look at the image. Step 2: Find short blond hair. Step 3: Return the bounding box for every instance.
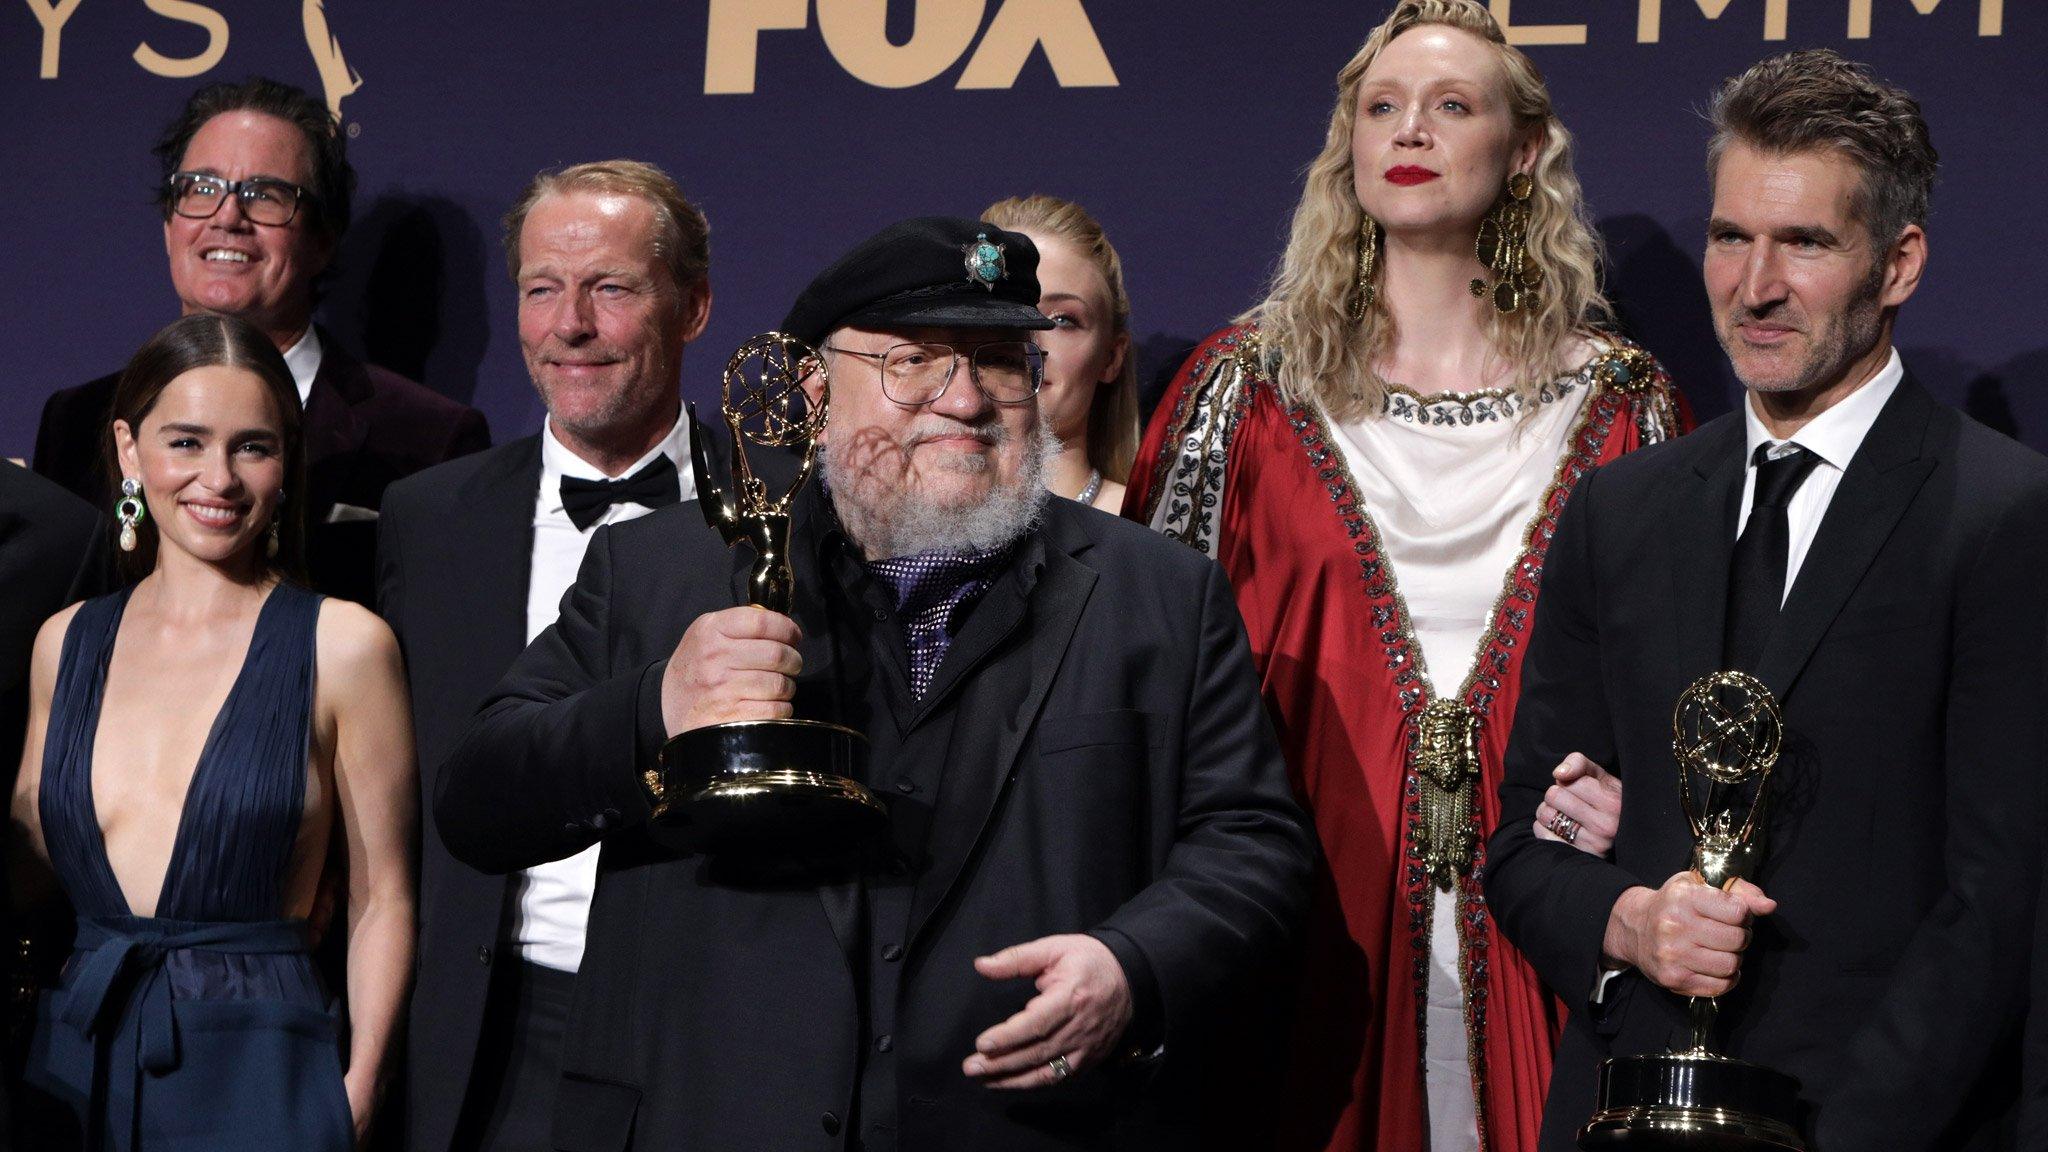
[502,159,710,293]
[982,194,1140,483]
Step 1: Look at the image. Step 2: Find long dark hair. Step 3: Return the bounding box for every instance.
[106,314,308,583]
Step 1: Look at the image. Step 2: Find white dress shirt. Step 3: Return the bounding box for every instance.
[281,325,321,407]
[512,412,695,972]
[1591,347,1905,1007]
[1737,347,1902,602]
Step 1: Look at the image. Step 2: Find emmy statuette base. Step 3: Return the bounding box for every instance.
[1578,1053,1805,1151]
[654,718,886,853]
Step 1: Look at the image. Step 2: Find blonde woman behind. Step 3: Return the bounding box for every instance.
[983,195,1139,512]
[1126,3,1683,1150]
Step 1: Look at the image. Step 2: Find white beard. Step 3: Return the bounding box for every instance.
[821,416,1057,559]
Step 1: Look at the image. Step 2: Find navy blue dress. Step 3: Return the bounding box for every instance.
[23,583,353,1151]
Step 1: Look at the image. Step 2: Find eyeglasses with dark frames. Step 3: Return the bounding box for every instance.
[167,172,315,227]
[820,340,1046,407]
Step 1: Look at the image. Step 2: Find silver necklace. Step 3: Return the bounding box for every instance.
[1075,469,1103,506]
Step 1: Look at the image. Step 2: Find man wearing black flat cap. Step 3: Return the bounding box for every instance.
[433,216,1314,1151]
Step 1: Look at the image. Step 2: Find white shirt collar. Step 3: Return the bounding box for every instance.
[1743,346,1903,470]
[281,325,321,407]
[537,410,693,517]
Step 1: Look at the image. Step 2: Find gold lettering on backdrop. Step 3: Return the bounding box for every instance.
[302,0,362,119]
[1487,0,1588,46]
[1637,0,1789,42]
[957,0,1118,87]
[818,0,985,89]
[705,0,809,94]
[1847,0,2002,36]
[133,0,229,78]
[26,0,84,78]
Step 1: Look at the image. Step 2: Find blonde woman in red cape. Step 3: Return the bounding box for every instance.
[1125,3,1685,1149]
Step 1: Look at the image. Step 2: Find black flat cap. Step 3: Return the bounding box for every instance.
[780,216,1056,349]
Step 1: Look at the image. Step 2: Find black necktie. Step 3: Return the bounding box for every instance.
[1723,443,1822,671]
[560,454,681,531]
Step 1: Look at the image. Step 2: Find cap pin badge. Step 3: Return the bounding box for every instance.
[962,232,1007,291]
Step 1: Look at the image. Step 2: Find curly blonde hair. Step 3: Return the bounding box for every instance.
[982,194,1140,482]
[1243,0,1610,421]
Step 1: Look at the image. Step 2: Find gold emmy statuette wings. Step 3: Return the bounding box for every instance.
[303,0,363,120]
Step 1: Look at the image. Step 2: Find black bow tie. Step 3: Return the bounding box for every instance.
[560,454,681,531]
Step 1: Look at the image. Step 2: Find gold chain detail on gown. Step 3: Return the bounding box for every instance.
[1414,696,1483,891]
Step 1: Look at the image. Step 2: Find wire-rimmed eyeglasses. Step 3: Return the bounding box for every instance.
[820,340,1046,407]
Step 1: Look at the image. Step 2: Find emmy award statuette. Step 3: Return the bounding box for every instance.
[1578,670,1806,1151]
[649,332,886,852]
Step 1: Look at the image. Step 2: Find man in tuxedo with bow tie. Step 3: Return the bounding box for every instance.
[1486,51,2048,1150]
[376,160,713,1152]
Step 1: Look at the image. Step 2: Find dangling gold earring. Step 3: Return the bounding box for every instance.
[1470,172,1540,315]
[1349,216,1382,323]
[115,478,146,553]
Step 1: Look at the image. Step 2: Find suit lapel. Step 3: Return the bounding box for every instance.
[452,437,542,671]
[300,327,372,471]
[1755,378,1936,700]
[905,517,1096,948]
[1670,417,1747,682]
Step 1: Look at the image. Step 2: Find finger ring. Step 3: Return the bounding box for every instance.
[1555,814,1580,844]
[1543,808,1562,833]
[1048,1054,1072,1083]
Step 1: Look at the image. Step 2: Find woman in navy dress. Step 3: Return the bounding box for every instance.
[10,313,416,1149]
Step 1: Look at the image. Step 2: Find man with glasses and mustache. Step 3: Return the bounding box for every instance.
[32,76,488,606]
[432,216,1313,1150]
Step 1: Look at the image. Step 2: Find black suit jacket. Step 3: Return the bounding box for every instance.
[32,327,490,605]
[1485,374,2048,1151]
[377,435,541,1152]
[0,461,107,1152]
[432,493,1315,1150]
[379,426,736,1152]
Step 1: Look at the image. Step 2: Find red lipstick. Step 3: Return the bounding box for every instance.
[1385,166,1441,186]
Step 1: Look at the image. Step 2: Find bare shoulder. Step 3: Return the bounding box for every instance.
[315,596,401,675]
[29,601,86,683]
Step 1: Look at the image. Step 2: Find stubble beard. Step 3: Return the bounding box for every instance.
[1723,263,1887,398]
[822,418,1058,559]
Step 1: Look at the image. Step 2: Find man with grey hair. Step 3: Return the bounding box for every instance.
[1486,50,2048,1150]
[431,216,1313,1149]
[378,160,712,1152]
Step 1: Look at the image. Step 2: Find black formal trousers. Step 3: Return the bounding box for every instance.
[432,493,1315,1151]
[34,328,490,605]
[1485,375,2048,1151]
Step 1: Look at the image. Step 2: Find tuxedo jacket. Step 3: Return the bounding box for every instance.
[378,427,741,1152]
[431,491,1315,1151]
[1485,375,2048,1151]
[33,328,490,605]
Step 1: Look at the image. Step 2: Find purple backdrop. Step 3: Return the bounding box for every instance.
[4,0,2041,460]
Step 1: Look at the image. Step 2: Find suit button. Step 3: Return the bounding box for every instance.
[591,811,611,831]
[820,1111,841,1135]
[476,945,493,967]
[894,780,915,794]
[875,1034,894,1053]
[881,943,903,962]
